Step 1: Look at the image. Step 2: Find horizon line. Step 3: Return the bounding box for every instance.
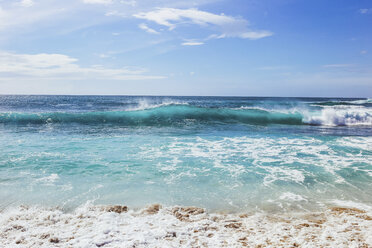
[0,94,369,99]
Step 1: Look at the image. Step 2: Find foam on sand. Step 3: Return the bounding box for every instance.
[0,203,371,247]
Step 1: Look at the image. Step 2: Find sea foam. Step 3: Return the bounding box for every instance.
[0,203,371,248]
[303,106,372,126]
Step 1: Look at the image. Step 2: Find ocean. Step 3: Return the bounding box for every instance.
[0,95,371,247]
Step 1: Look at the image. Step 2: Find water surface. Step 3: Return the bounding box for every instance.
[0,95,371,212]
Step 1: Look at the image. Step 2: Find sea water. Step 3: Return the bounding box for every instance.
[0,95,371,213]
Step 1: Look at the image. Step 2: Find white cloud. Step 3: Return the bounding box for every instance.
[138,23,159,34]
[133,8,273,40]
[134,8,234,29]
[181,41,204,46]
[82,0,113,4]
[0,51,164,80]
[234,31,273,40]
[17,0,34,8]
[360,50,368,54]
[359,8,372,14]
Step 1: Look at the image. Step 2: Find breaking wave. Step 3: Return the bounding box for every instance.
[0,104,371,126]
[303,107,372,126]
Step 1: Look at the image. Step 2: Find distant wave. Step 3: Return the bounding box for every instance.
[0,104,371,126]
[312,98,372,106]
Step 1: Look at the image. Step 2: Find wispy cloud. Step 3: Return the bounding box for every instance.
[359,8,372,14]
[208,31,273,40]
[138,23,159,34]
[0,51,165,80]
[133,8,273,42]
[0,3,66,33]
[181,41,204,46]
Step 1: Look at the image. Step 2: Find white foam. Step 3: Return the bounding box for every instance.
[331,200,372,212]
[303,106,372,126]
[262,166,305,186]
[237,106,274,111]
[280,192,308,202]
[336,136,372,151]
[126,99,189,111]
[36,174,59,184]
[0,204,371,247]
[138,135,372,189]
[134,135,372,212]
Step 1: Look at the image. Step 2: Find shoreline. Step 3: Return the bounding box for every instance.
[1,204,371,247]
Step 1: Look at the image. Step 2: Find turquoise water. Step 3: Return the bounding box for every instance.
[0,96,371,212]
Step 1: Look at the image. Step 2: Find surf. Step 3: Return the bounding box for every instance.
[0,104,371,126]
[0,105,302,126]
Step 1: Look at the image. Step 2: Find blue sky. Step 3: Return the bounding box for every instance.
[0,0,371,97]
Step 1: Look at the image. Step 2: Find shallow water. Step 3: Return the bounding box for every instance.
[0,95,371,213]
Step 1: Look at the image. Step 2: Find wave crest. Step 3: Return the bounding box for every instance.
[303,107,372,126]
[0,105,371,126]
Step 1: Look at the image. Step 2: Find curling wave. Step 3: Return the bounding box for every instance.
[0,104,371,126]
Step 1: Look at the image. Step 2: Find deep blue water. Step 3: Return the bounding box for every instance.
[0,95,371,212]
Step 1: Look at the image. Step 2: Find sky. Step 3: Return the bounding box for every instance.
[0,0,371,97]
